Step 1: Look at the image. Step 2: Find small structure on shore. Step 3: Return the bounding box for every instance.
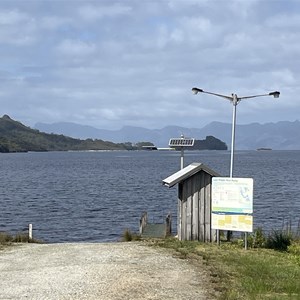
[139,212,171,238]
[162,162,220,242]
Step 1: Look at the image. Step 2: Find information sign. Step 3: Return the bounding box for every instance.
[211,177,253,232]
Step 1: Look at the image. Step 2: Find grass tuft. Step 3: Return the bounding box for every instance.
[0,231,42,249]
[0,232,14,244]
[288,241,300,266]
[266,230,292,251]
[248,227,266,248]
[122,229,141,242]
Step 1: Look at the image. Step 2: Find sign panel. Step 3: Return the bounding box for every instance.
[211,177,253,232]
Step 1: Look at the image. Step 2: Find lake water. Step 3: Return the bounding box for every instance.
[0,150,299,243]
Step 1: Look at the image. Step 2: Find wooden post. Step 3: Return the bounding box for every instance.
[245,232,248,250]
[139,212,148,235]
[166,214,172,237]
[217,230,220,246]
[28,224,33,240]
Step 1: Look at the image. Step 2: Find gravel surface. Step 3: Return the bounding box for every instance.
[0,242,212,300]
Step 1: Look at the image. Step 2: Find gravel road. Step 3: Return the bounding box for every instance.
[0,242,212,300]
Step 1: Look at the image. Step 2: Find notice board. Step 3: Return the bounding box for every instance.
[211,177,253,232]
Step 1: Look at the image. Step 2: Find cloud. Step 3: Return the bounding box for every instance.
[0,0,299,130]
[78,3,132,21]
[0,9,36,45]
[0,9,28,25]
[40,16,72,30]
[265,13,300,29]
[56,39,96,56]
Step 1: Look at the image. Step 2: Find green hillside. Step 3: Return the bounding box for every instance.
[0,115,129,153]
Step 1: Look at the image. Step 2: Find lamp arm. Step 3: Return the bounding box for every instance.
[201,90,233,101]
[239,93,278,100]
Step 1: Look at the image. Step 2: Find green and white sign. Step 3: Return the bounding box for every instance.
[211,177,253,232]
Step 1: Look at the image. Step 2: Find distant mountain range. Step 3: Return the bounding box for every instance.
[0,115,227,153]
[0,115,130,152]
[35,120,300,150]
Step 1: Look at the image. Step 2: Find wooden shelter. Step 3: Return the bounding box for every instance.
[162,162,220,242]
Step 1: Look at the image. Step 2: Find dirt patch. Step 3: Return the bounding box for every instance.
[0,242,214,299]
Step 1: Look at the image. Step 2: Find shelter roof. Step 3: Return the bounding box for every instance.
[162,162,221,188]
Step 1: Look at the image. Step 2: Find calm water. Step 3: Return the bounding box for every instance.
[0,150,299,243]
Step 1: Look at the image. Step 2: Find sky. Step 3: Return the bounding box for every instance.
[0,0,299,130]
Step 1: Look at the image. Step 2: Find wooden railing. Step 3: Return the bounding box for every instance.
[139,212,148,235]
[140,212,172,237]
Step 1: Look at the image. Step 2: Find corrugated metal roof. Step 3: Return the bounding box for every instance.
[162,162,221,188]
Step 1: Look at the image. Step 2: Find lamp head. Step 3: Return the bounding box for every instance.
[192,87,203,95]
[269,91,280,98]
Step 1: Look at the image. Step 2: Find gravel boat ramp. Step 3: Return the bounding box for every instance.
[0,242,213,299]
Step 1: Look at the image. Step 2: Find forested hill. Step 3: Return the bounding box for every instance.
[0,115,228,153]
[0,115,130,153]
[193,136,227,150]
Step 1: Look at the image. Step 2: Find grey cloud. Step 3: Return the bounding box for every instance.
[78,3,132,21]
[0,0,298,130]
[56,39,97,56]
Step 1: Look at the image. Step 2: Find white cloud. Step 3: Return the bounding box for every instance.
[266,13,300,29]
[180,16,211,33]
[0,9,37,45]
[56,39,96,56]
[228,0,259,18]
[40,16,72,30]
[0,9,29,25]
[78,3,132,21]
[0,0,299,130]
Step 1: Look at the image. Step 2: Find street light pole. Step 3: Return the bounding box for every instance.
[192,88,280,178]
[230,94,238,178]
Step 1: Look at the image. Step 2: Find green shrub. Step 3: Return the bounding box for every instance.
[0,232,42,245]
[288,241,300,266]
[12,233,31,243]
[266,230,292,251]
[248,227,266,248]
[288,241,300,255]
[123,229,133,241]
[122,229,141,242]
[0,232,13,244]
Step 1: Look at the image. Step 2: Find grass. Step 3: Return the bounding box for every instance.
[121,229,141,242]
[0,232,42,250]
[266,230,292,251]
[150,238,300,300]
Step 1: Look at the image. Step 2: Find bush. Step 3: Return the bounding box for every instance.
[12,233,31,243]
[0,232,13,244]
[248,227,266,248]
[288,241,300,266]
[122,229,141,242]
[288,241,300,255]
[0,232,42,245]
[266,230,292,251]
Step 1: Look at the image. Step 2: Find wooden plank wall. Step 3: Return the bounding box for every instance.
[204,173,212,242]
[199,172,205,241]
[178,171,214,242]
[178,183,183,240]
[192,173,199,240]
